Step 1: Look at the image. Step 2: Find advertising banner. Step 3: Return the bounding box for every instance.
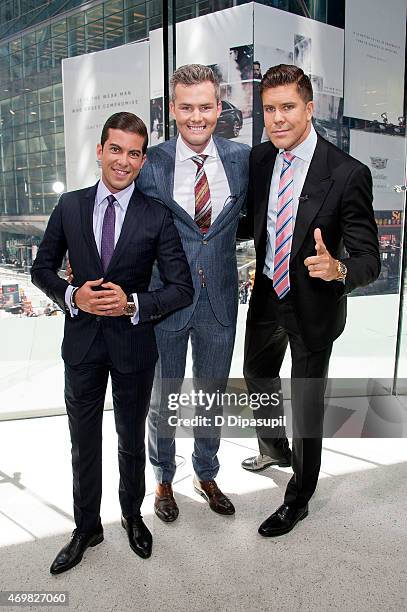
[349,130,406,211]
[62,41,150,191]
[175,4,254,146]
[344,0,406,124]
[254,3,344,148]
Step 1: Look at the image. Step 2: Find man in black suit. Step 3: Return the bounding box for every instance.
[31,112,193,572]
[239,65,380,536]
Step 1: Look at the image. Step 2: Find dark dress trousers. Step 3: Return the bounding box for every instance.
[239,134,380,508]
[31,182,193,531]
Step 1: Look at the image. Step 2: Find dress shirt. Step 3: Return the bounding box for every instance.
[173,135,231,222]
[263,124,318,280]
[65,179,139,323]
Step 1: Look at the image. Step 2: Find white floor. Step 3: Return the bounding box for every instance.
[0,414,406,612]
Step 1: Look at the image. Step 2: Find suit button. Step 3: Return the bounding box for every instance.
[95,316,101,322]
[202,240,208,245]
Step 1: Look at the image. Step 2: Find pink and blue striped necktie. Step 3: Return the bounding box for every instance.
[273,151,295,299]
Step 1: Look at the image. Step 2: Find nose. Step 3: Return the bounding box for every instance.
[273,109,284,124]
[190,107,203,122]
[117,153,129,166]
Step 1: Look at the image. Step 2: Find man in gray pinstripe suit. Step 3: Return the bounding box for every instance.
[137,64,250,521]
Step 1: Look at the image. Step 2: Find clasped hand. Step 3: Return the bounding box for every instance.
[304,228,337,281]
[73,277,127,316]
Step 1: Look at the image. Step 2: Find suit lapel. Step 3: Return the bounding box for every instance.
[105,184,140,274]
[255,142,279,234]
[206,136,242,235]
[79,182,103,274]
[290,136,334,262]
[153,139,200,233]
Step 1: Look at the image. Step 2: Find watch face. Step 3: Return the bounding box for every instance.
[124,303,136,316]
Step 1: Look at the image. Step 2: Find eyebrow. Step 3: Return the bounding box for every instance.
[109,143,142,154]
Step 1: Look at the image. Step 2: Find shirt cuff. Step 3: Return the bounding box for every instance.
[130,293,139,325]
[65,285,79,317]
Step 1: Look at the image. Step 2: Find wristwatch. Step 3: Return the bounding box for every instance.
[123,295,137,316]
[335,260,347,281]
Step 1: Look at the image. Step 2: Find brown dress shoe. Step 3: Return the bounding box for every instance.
[154,483,179,523]
[193,476,235,515]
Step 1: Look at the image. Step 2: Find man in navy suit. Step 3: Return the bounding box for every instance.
[31,112,193,573]
[137,65,250,521]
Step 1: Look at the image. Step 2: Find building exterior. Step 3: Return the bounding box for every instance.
[0,0,342,265]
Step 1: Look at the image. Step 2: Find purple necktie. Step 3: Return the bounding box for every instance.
[101,194,116,273]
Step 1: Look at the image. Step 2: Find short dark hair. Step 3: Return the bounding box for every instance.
[259,64,313,103]
[100,112,148,154]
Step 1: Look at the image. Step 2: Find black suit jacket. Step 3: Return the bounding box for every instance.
[239,134,381,351]
[31,183,194,372]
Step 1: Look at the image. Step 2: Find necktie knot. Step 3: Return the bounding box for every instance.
[282,151,295,166]
[192,154,208,169]
[106,194,117,206]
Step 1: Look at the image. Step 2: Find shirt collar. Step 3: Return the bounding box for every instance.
[279,124,317,163]
[176,134,217,162]
[95,179,135,211]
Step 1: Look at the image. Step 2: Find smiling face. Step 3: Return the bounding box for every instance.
[170,81,221,153]
[96,128,146,193]
[262,82,313,151]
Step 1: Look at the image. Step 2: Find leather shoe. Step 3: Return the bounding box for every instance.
[50,525,104,575]
[154,483,179,523]
[121,515,152,559]
[241,452,291,471]
[258,504,308,537]
[193,476,235,515]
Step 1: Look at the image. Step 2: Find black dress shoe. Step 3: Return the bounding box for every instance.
[241,451,292,471]
[50,526,104,575]
[154,483,179,523]
[258,504,308,537]
[121,515,152,559]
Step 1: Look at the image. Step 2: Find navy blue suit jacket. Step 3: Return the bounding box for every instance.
[31,183,194,372]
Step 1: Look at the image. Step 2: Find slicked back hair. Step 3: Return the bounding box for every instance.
[100,112,148,154]
[260,64,313,103]
[170,64,221,102]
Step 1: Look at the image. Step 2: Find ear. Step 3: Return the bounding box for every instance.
[96,143,103,161]
[216,99,222,118]
[306,100,314,122]
[169,101,176,120]
[140,154,147,169]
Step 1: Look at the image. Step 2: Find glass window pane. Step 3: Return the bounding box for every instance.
[104,0,123,16]
[51,20,67,36]
[87,18,104,38]
[39,86,53,104]
[86,6,104,22]
[40,102,54,120]
[67,13,84,30]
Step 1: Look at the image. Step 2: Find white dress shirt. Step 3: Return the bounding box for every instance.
[173,135,231,222]
[65,179,139,323]
[264,124,318,280]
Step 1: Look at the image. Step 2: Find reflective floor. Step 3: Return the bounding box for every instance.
[0,414,406,611]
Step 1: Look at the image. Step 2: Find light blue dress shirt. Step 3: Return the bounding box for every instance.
[263,124,318,280]
[65,179,139,323]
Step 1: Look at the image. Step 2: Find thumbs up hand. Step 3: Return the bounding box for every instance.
[304,228,338,281]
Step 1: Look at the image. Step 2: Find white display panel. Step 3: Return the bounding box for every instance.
[350,130,406,211]
[254,3,344,98]
[62,41,150,191]
[344,0,406,124]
